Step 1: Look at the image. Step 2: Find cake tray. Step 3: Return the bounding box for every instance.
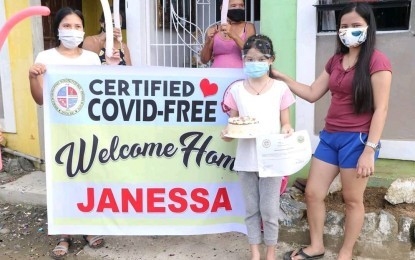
[224,133,257,139]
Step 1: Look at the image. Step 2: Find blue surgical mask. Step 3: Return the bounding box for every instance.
[243,62,269,78]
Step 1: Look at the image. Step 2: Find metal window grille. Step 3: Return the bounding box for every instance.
[148,0,257,68]
[314,0,412,32]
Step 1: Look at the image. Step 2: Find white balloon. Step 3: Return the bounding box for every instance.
[113,0,122,42]
[221,0,229,25]
[100,0,113,57]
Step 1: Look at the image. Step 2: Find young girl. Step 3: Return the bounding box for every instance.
[221,34,295,260]
[273,3,392,260]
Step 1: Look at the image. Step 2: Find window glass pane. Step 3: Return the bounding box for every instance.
[315,0,412,32]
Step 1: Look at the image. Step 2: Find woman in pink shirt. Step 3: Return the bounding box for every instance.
[200,0,255,68]
[273,3,392,260]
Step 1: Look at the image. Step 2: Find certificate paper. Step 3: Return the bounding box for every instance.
[256,130,312,177]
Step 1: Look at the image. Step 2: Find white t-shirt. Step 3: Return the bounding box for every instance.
[35,48,101,65]
[225,79,295,172]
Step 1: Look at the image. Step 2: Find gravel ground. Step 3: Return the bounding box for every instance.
[0,203,97,260]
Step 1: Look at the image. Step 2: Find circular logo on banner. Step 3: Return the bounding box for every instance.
[262,139,271,148]
[297,135,305,143]
[51,79,84,116]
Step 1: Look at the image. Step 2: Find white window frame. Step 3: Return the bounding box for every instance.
[296,0,415,161]
[0,0,16,133]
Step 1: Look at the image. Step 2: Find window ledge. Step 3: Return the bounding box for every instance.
[314,0,411,10]
[316,29,411,36]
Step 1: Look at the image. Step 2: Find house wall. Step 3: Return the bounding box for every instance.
[83,0,102,37]
[261,0,297,123]
[2,0,41,158]
[1,0,109,159]
[296,0,415,161]
[263,0,415,183]
[260,0,311,182]
[260,0,415,185]
[0,0,15,134]
[261,0,297,79]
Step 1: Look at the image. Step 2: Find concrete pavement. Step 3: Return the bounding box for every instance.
[1,171,389,259]
[5,169,414,260]
[0,171,46,206]
[0,171,336,260]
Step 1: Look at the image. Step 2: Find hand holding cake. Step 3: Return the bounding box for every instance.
[224,116,259,138]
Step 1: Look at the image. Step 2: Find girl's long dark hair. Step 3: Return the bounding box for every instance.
[53,7,84,47]
[336,3,376,114]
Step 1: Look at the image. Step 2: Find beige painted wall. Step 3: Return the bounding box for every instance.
[315,31,415,141]
[3,0,41,157]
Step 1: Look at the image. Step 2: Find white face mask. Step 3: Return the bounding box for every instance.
[58,29,85,49]
[338,26,368,48]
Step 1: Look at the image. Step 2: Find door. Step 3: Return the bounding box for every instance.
[41,0,82,49]
[0,0,15,132]
[127,0,260,67]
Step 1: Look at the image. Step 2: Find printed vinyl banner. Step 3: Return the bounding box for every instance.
[43,65,246,235]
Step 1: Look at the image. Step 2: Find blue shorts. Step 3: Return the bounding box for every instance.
[314,130,380,169]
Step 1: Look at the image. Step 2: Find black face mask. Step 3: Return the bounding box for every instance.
[227,9,245,22]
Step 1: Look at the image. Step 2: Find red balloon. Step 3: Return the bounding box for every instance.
[0,6,50,50]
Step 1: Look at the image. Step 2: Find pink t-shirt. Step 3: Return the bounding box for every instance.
[211,23,248,68]
[324,49,392,133]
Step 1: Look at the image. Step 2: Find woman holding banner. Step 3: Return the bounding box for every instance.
[200,0,255,68]
[83,7,131,65]
[28,7,120,259]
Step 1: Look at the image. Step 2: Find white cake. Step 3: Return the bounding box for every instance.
[227,116,259,137]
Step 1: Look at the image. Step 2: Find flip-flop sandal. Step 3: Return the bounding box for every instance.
[83,235,105,249]
[50,237,72,259]
[283,248,325,260]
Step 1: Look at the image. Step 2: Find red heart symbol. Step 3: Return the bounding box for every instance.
[200,78,218,97]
